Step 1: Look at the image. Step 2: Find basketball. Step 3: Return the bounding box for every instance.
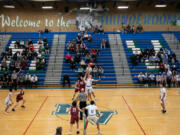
[89,62,94,67]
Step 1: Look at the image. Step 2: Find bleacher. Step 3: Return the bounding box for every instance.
[60,32,117,84]
[0,31,180,85]
[0,33,54,85]
[121,31,180,84]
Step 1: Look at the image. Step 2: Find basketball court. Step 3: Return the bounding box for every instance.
[0,88,180,135]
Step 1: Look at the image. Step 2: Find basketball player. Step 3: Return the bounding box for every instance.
[160,83,167,113]
[5,88,13,114]
[72,76,86,100]
[76,88,87,120]
[12,87,26,112]
[84,73,100,101]
[83,100,101,135]
[67,101,81,135]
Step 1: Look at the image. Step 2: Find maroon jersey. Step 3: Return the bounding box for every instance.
[78,80,86,91]
[16,91,24,102]
[70,106,79,124]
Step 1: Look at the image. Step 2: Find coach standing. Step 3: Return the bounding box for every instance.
[76,88,87,120]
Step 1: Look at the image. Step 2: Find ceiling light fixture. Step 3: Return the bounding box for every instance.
[117,6,129,9]
[3,5,15,8]
[42,6,53,9]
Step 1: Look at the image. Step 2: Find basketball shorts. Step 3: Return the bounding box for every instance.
[161,97,166,104]
[70,116,79,124]
[5,98,11,106]
[86,86,93,93]
[75,88,80,93]
[87,116,98,123]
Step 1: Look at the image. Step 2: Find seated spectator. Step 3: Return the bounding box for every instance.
[138,72,144,84]
[62,74,70,87]
[31,74,38,87]
[70,58,76,70]
[98,26,104,33]
[88,35,92,42]
[101,39,106,49]
[65,53,71,63]
[18,73,25,87]
[156,74,161,86]
[90,48,96,55]
[136,24,143,33]
[171,52,177,63]
[86,64,92,74]
[74,53,81,63]
[80,59,86,70]
[159,63,165,73]
[43,37,48,44]
[161,73,167,86]
[28,44,35,51]
[166,69,172,88]
[44,27,49,33]
[92,65,98,77]
[44,43,49,54]
[85,53,90,63]
[25,73,31,88]
[149,73,155,86]
[77,66,84,76]
[98,66,104,78]
[76,33,82,44]
[83,32,89,40]
[66,41,72,51]
[21,59,28,70]
[1,58,7,70]
[131,25,136,34]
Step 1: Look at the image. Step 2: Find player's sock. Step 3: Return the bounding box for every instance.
[83,130,86,135]
[12,108,15,112]
[98,131,102,135]
[68,132,71,135]
[95,98,98,101]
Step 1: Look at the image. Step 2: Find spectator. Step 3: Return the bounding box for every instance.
[83,32,89,40]
[149,73,155,86]
[1,58,7,70]
[136,24,143,33]
[85,53,90,63]
[90,48,96,55]
[88,35,92,42]
[156,74,161,86]
[138,72,144,84]
[98,66,104,78]
[70,58,76,70]
[31,74,38,87]
[101,39,106,49]
[11,70,19,90]
[80,59,86,70]
[65,53,71,63]
[62,74,70,87]
[92,65,98,77]
[25,73,31,88]
[18,73,25,87]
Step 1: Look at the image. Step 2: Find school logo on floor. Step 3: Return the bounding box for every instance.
[52,104,117,125]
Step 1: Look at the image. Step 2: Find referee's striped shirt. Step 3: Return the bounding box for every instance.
[77,92,87,102]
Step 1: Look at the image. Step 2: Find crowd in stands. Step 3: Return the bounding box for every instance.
[0,37,49,88]
[133,47,180,87]
[65,32,104,78]
[0,71,38,89]
[122,24,143,34]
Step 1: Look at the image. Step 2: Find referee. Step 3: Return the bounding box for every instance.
[76,88,87,120]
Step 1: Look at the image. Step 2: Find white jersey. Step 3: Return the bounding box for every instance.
[5,92,13,105]
[86,105,97,117]
[85,78,94,87]
[160,87,167,99]
[5,92,13,101]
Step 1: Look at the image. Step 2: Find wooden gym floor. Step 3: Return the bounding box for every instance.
[0,88,180,135]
